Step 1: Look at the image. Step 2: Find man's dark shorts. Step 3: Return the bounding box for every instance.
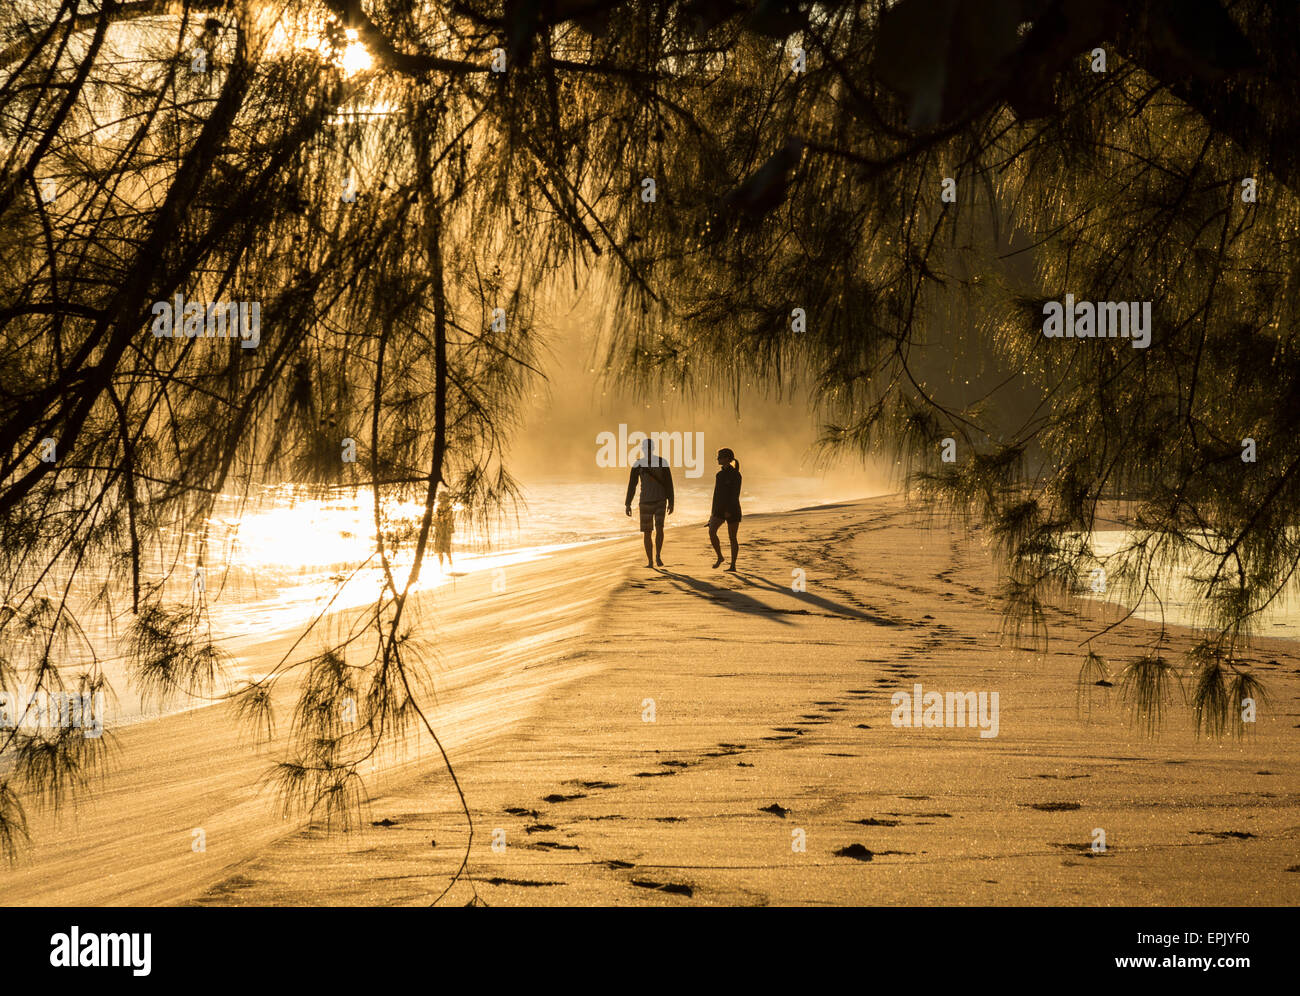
[639,500,667,531]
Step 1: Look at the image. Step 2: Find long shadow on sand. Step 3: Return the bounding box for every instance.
[657,570,893,624]
[735,571,905,626]
[655,570,796,625]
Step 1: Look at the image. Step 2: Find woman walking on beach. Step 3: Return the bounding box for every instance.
[708,448,742,571]
[434,492,455,568]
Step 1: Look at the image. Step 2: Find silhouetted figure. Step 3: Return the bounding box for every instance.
[434,492,454,568]
[708,448,742,570]
[625,438,674,567]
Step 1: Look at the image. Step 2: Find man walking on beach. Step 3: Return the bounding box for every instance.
[625,437,674,568]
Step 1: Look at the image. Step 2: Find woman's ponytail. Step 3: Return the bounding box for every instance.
[732,455,740,471]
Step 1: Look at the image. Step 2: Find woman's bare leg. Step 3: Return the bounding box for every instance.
[708,523,723,568]
[726,520,739,570]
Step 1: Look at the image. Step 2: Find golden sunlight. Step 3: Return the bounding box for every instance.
[339,29,373,76]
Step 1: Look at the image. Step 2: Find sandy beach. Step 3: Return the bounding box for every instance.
[4,496,1298,907]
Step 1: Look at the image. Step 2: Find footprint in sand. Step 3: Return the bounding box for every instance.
[1023,802,1082,812]
[1032,774,1091,780]
[834,844,874,861]
[759,803,790,817]
[1051,842,1113,857]
[884,811,952,819]
[631,879,694,897]
[541,793,587,803]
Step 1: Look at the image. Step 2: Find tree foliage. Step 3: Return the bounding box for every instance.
[1,0,1295,885]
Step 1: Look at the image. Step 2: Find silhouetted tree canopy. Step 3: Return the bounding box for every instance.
[1,0,1296,878]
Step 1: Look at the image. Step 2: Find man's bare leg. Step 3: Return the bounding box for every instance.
[654,525,665,567]
[708,523,723,568]
[642,528,654,568]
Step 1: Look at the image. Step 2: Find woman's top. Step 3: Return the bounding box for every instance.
[711,465,742,518]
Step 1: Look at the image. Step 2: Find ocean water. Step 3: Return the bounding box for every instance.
[1084,531,1300,643]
